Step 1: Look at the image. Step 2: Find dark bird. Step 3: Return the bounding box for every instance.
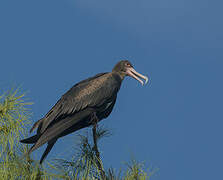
[20,60,148,163]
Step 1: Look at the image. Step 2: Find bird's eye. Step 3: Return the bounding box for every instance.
[125,63,131,67]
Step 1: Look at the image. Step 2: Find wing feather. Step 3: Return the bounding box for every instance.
[39,72,120,133]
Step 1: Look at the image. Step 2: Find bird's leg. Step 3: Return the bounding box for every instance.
[91,112,106,179]
[93,123,100,158]
[91,112,100,156]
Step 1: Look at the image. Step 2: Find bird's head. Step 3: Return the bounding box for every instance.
[112,60,148,85]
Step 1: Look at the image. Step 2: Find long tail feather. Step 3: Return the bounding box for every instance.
[20,134,39,144]
[30,118,44,133]
[40,139,57,164]
[31,110,92,153]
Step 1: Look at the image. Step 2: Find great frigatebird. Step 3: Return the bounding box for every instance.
[20,60,148,163]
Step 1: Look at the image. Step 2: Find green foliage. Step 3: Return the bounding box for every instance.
[0,88,157,179]
[50,127,109,179]
[0,88,56,179]
[50,128,157,180]
[124,159,158,180]
[0,88,32,155]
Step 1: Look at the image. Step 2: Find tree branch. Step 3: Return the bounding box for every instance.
[92,113,106,179]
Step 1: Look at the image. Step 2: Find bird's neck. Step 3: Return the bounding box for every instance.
[112,70,126,80]
[111,72,124,83]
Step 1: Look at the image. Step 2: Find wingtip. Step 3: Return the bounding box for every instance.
[29,126,36,133]
[29,128,34,134]
[30,118,44,133]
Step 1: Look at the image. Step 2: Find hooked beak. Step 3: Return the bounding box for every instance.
[126,67,148,86]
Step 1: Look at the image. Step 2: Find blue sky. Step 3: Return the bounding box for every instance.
[0,0,223,179]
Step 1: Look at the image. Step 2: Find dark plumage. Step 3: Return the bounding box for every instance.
[20,60,148,163]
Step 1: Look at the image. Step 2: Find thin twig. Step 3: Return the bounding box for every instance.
[92,113,106,179]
